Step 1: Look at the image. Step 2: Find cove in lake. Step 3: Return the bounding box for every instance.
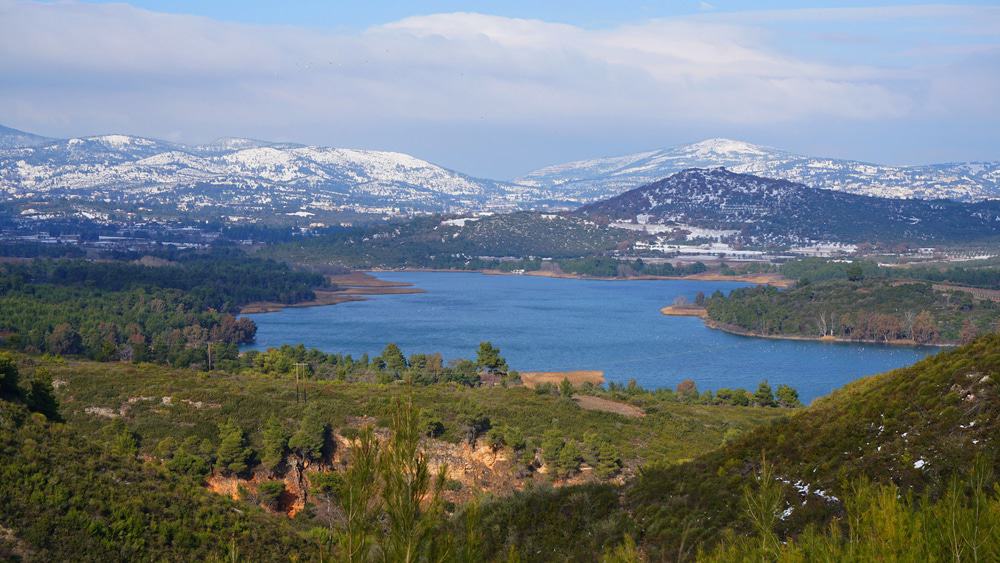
[244,271,936,403]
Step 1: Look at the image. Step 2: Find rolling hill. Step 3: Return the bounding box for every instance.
[576,167,1000,246]
[625,333,1000,559]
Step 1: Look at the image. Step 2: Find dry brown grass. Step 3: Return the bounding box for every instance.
[241,272,423,313]
[520,370,605,389]
[659,305,708,318]
[573,395,645,418]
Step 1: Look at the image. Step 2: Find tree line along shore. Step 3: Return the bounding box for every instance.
[661,268,1000,346]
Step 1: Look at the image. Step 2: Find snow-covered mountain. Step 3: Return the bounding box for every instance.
[521,139,1000,202]
[576,168,1000,245]
[0,128,563,220]
[0,124,57,150]
[4,125,998,226]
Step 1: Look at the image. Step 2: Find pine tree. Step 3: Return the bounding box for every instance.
[775,384,801,408]
[261,416,290,474]
[0,353,18,397]
[382,343,407,374]
[559,377,574,398]
[754,380,776,407]
[107,420,139,458]
[557,440,581,477]
[215,419,252,475]
[26,374,61,421]
[336,427,379,562]
[541,429,564,469]
[595,442,622,479]
[289,406,328,463]
[476,341,508,373]
[257,481,285,510]
[380,398,447,563]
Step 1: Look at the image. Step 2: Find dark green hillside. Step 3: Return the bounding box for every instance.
[452,212,626,257]
[576,168,1000,245]
[0,252,323,364]
[0,359,314,562]
[261,212,630,270]
[705,279,1000,344]
[626,334,1000,559]
[0,350,781,561]
[781,256,1000,290]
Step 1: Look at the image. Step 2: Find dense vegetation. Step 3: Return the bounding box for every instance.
[0,241,85,258]
[705,459,999,561]
[42,349,784,474]
[625,334,1000,559]
[0,353,314,560]
[782,256,1000,290]
[260,213,636,270]
[0,251,323,365]
[705,278,999,344]
[2,298,999,560]
[260,217,719,279]
[0,348,786,560]
[4,243,1000,560]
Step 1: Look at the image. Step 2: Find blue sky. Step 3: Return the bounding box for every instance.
[2,1,999,178]
[81,0,1000,30]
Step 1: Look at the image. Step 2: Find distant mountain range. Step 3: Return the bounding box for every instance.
[577,168,1000,245]
[520,139,1000,202]
[0,124,55,150]
[0,126,564,221]
[1,124,999,226]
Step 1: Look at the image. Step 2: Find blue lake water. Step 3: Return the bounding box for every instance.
[244,271,937,403]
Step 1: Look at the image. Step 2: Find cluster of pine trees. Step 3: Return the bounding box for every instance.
[705,279,999,344]
[239,342,514,387]
[0,250,322,366]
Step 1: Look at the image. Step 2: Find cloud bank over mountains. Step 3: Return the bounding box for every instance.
[0,1,997,176]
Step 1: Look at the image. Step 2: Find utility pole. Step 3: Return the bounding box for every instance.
[294,362,308,404]
[206,342,212,372]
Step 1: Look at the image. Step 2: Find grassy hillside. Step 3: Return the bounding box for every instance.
[626,334,1000,559]
[0,353,783,561]
[43,358,779,475]
[4,336,999,560]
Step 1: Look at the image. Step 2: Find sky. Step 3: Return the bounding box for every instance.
[1,1,998,179]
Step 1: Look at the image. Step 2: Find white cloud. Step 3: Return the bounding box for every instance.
[0,0,996,170]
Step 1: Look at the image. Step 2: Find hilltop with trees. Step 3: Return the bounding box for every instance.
[704,278,1000,345]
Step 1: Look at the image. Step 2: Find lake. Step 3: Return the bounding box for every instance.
[244,271,937,403]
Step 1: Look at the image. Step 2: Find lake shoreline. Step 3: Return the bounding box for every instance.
[370,267,792,287]
[661,306,953,348]
[246,270,935,402]
[240,272,424,314]
[242,268,786,315]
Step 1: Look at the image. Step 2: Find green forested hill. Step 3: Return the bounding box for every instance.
[705,279,1000,344]
[0,252,323,364]
[2,335,999,560]
[0,350,783,561]
[260,213,630,270]
[626,334,1000,559]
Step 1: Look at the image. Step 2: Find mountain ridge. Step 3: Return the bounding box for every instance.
[3,123,999,224]
[0,128,563,218]
[576,167,1000,245]
[0,124,58,150]
[520,138,1000,202]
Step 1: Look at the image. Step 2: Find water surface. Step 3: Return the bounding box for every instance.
[244,271,936,403]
